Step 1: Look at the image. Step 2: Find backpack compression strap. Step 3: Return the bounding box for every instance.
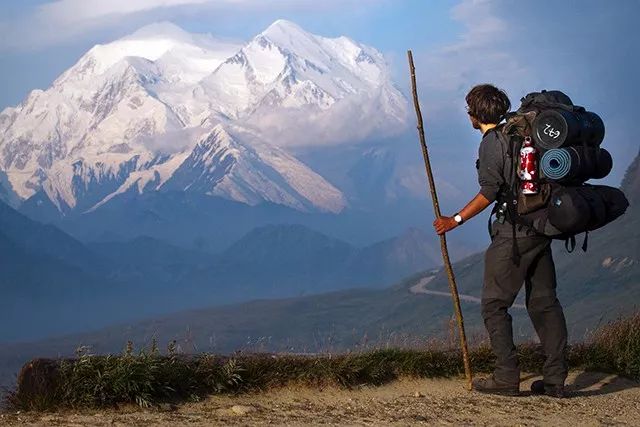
[492,127,523,265]
[564,232,589,253]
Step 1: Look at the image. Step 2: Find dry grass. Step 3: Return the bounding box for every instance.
[6,313,639,411]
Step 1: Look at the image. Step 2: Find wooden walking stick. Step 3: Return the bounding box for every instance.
[407,50,473,391]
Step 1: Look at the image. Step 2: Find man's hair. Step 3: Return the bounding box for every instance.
[465,84,511,124]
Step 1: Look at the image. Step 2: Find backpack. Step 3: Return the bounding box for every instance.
[492,90,629,260]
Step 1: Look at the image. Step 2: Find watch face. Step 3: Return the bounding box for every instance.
[455,215,463,223]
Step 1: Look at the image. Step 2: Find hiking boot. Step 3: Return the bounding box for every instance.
[472,376,520,396]
[530,380,567,398]
[530,379,545,395]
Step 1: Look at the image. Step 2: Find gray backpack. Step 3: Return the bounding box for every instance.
[493,90,629,257]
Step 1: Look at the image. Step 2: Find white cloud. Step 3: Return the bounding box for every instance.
[403,0,531,209]
[0,0,240,50]
[0,0,380,51]
[408,0,637,207]
[448,0,506,49]
[415,0,530,113]
[39,0,215,22]
[243,89,408,148]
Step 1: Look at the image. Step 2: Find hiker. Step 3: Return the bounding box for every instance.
[433,84,568,397]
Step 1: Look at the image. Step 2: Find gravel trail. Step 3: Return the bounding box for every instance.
[2,371,639,426]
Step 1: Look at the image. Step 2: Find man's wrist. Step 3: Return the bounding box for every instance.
[453,213,464,225]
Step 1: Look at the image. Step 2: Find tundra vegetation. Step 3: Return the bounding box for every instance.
[7,312,639,411]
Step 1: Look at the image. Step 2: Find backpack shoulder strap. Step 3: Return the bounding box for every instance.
[490,125,514,159]
[491,126,524,265]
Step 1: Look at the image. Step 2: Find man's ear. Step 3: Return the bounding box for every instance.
[470,116,481,130]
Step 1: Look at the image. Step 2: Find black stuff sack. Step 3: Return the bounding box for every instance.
[547,185,629,235]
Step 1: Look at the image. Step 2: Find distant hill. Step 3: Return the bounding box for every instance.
[179,224,473,302]
[0,201,129,342]
[87,236,211,287]
[21,190,308,253]
[5,152,636,370]
[2,152,636,387]
[2,212,637,386]
[621,148,640,205]
[9,225,637,387]
[3,197,466,342]
[3,199,634,357]
[352,227,451,285]
[0,202,219,343]
[0,201,101,272]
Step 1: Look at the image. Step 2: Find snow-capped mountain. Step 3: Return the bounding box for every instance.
[0,20,407,215]
[92,124,346,213]
[208,20,408,146]
[200,20,399,118]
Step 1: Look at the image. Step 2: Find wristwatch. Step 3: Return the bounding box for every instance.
[453,213,464,225]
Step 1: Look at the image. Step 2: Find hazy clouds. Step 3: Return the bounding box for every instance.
[410,0,639,194]
[0,0,383,51]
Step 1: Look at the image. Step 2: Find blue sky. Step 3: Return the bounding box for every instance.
[0,0,638,210]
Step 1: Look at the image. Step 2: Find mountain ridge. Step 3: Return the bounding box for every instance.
[621,149,640,205]
[0,20,407,217]
[2,195,466,342]
[6,149,635,358]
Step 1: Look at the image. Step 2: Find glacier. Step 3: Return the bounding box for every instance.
[0,20,408,215]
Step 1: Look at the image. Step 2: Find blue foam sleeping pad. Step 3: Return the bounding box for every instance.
[540,147,612,182]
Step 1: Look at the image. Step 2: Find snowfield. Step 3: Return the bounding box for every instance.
[0,20,407,214]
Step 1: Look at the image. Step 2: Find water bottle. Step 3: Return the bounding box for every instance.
[519,137,539,195]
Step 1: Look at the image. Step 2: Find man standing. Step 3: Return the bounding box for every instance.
[433,84,568,397]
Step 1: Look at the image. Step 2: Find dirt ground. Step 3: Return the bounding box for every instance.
[2,371,639,426]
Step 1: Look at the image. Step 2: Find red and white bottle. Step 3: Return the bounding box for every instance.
[519,136,539,195]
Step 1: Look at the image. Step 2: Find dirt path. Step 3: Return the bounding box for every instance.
[409,276,527,310]
[2,371,639,426]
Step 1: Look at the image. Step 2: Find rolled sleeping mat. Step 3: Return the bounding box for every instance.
[541,147,613,182]
[533,109,605,150]
[592,148,613,179]
[541,148,573,181]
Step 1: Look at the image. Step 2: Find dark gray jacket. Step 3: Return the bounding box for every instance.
[477,128,535,238]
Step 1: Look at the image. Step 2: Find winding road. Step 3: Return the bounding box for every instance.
[409,276,526,310]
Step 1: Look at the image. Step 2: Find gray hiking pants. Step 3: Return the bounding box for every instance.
[482,233,568,386]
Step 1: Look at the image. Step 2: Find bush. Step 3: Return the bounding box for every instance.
[582,312,640,379]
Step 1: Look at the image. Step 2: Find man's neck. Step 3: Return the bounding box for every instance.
[480,123,497,134]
